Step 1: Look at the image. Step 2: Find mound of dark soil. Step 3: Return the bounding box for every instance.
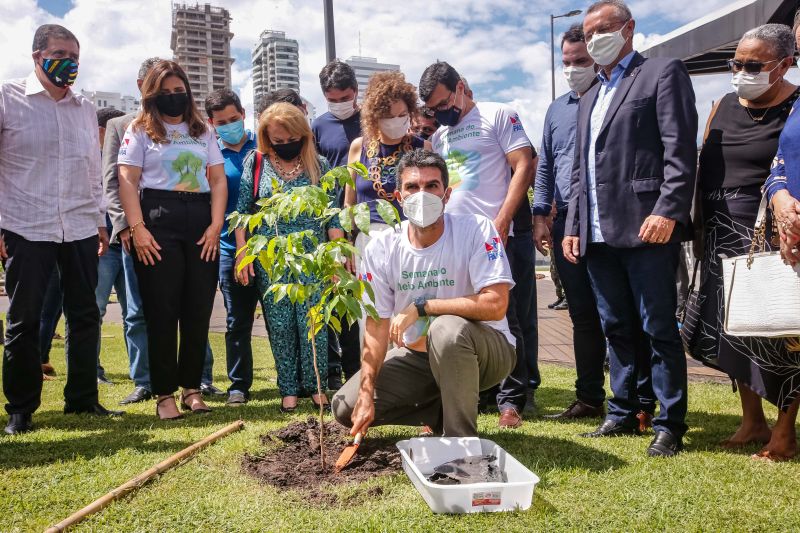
[242,418,402,497]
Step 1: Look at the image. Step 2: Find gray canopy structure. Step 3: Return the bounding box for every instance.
[641,0,800,74]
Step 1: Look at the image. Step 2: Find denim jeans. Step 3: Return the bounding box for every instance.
[217,253,259,394]
[121,246,151,390]
[585,243,688,438]
[96,244,127,376]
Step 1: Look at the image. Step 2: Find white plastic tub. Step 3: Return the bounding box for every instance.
[396,437,539,514]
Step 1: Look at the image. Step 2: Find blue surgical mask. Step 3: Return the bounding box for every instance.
[215,119,245,145]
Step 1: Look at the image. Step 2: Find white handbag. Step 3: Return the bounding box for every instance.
[722,195,800,337]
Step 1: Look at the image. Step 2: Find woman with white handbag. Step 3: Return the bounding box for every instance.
[684,23,800,460]
[754,15,800,463]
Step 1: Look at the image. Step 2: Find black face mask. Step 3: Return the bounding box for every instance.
[155,93,189,118]
[272,138,304,161]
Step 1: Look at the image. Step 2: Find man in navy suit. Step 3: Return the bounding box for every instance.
[563,0,697,457]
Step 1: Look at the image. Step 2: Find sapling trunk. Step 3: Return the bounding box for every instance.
[309,315,326,470]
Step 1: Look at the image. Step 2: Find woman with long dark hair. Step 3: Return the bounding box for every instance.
[118,60,227,420]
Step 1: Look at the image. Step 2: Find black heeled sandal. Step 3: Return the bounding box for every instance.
[180,390,212,414]
[156,395,184,421]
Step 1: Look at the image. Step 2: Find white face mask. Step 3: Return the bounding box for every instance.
[731,66,781,101]
[402,190,444,228]
[328,98,356,120]
[378,116,410,140]
[587,22,629,66]
[564,64,597,94]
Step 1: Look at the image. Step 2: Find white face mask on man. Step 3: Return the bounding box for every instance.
[402,191,445,228]
[564,64,597,94]
[328,99,356,120]
[379,116,411,140]
[587,22,630,66]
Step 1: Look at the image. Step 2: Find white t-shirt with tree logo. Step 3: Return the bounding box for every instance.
[118,121,223,193]
[360,213,516,347]
[431,102,531,234]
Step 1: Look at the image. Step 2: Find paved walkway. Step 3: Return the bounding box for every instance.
[0,278,727,383]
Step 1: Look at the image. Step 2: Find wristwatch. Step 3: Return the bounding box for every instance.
[414,296,428,317]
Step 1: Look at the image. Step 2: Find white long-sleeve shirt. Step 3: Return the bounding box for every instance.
[0,71,104,243]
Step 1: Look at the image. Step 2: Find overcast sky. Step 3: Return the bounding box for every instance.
[6,0,800,144]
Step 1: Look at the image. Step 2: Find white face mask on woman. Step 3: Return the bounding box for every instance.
[731,65,781,101]
[378,116,411,140]
[587,22,629,66]
[402,191,445,228]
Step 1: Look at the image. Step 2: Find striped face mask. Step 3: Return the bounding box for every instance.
[41,58,78,88]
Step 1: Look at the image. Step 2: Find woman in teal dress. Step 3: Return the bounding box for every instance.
[235,102,343,412]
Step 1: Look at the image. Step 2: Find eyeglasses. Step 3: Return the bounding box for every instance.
[726,57,785,74]
[430,91,456,112]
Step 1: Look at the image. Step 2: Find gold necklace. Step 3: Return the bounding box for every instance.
[745,105,771,122]
[272,154,303,180]
[366,136,413,201]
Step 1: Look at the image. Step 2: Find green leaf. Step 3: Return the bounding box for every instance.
[375,199,401,227]
[354,202,371,235]
[272,284,288,303]
[287,284,299,304]
[338,209,353,233]
[349,161,368,179]
[328,313,341,334]
[364,303,380,321]
[248,211,265,233]
[236,254,256,272]
[341,294,363,321]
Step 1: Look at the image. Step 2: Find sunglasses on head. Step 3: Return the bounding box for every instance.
[726,57,786,74]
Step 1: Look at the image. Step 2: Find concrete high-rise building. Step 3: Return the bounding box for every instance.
[344,56,400,101]
[171,3,235,107]
[252,30,300,112]
[81,90,139,114]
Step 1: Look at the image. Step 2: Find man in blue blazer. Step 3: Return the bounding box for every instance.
[562,0,697,457]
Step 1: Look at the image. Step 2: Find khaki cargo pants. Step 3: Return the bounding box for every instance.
[332,315,516,437]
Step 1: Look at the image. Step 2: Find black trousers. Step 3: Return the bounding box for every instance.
[2,230,100,414]
[327,319,361,382]
[494,230,533,411]
[133,190,219,396]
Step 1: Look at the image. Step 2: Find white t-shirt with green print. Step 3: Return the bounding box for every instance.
[360,213,516,347]
[431,102,531,235]
[118,121,223,193]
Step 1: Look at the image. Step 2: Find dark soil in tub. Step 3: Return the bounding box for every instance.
[242,418,402,499]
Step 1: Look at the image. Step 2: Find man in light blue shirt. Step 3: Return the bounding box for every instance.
[586,49,636,243]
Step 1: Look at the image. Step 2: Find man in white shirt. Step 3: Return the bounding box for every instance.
[0,24,122,435]
[419,62,536,429]
[332,150,517,437]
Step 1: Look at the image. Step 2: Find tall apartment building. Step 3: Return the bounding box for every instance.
[171,3,235,107]
[252,30,300,111]
[344,56,400,101]
[81,90,139,114]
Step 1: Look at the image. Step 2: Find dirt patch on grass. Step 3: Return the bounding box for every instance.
[242,418,402,499]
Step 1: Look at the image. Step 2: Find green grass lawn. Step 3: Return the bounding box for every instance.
[2,322,799,532]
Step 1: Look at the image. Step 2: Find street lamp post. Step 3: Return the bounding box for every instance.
[550,9,582,101]
[323,0,336,62]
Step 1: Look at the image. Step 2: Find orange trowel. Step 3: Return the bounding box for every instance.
[334,432,363,472]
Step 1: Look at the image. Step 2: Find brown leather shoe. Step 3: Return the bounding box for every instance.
[637,411,653,432]
[545,399,605,420]
[498,407,523,429]
[41,363,56,377]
